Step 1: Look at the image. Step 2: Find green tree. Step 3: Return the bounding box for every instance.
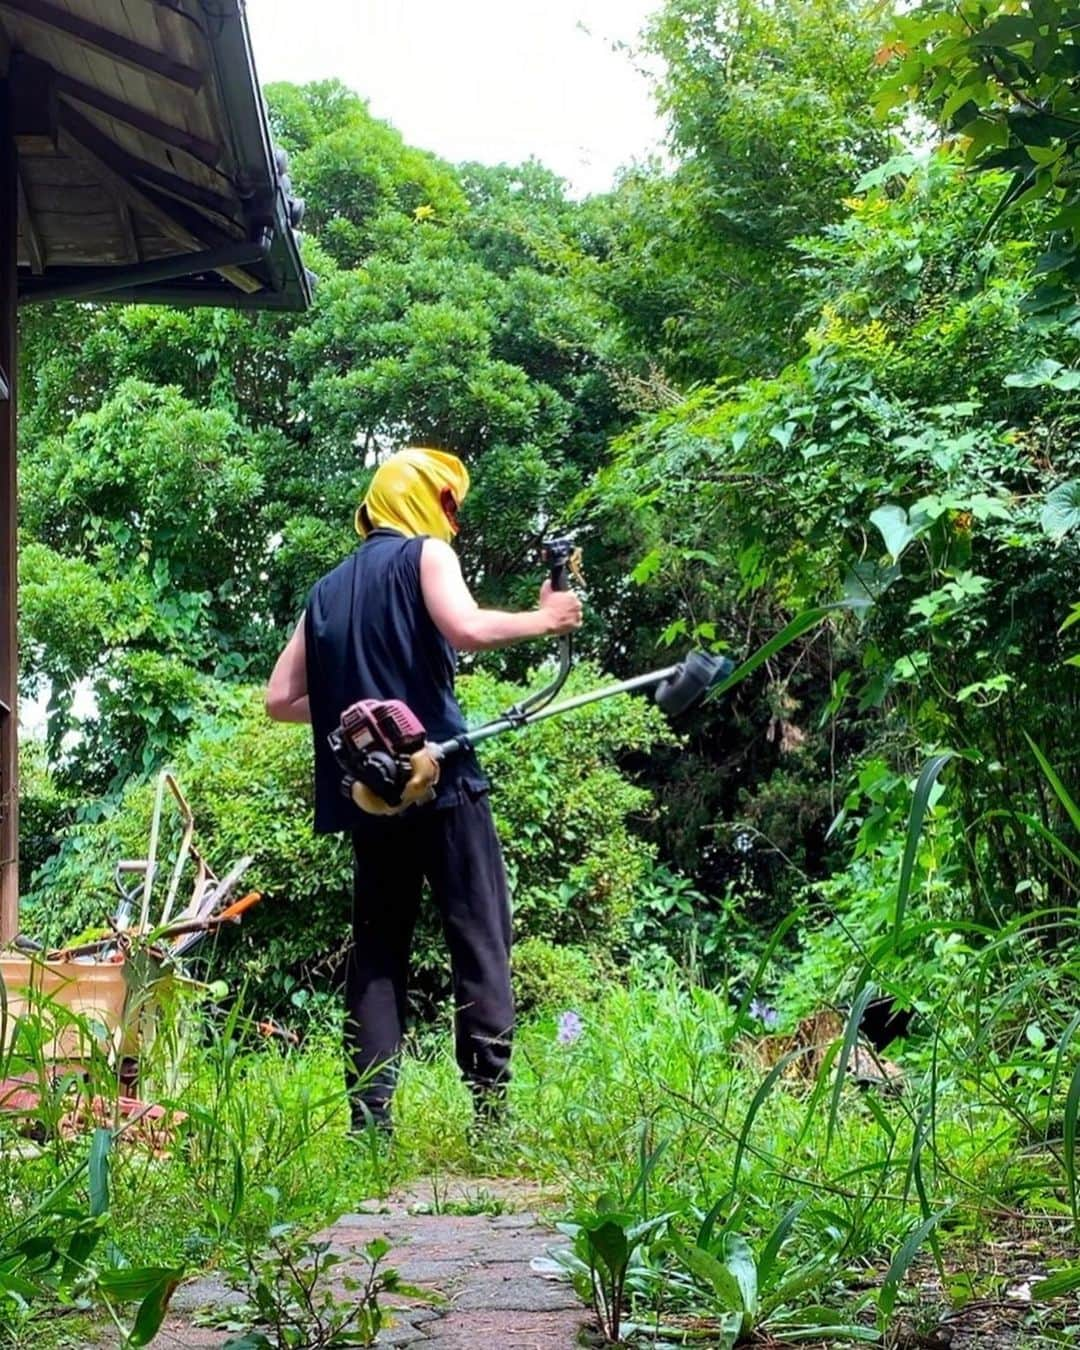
[599,0,897,380]
[581,151,1080,909]
[20,381,274,781]
[881,0,1080,311]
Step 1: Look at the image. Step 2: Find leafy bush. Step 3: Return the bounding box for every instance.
[461,665,675,947]
[625,863,761,989]
[17,739,77,881]
[25,663,675,1015]
[511,937,603,1015]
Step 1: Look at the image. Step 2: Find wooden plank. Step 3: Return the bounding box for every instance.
[0,7,221,186]
[66,97,232,212]
[0,0,203,93]
[58,99,234,219]
[56,123,262,292]
[10,52,57,153]
[16,169,44,272]
[117,200,138,263]
[0,74,20,942]
[89,1,212,170]
[53,70,219,162]
[58,118,206,245]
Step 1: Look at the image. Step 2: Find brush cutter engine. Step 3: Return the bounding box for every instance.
[328,699,428,807]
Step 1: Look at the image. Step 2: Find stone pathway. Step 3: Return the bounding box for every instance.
[155,1178,593,1349]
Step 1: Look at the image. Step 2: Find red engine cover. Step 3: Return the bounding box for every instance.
[339,699,427,759]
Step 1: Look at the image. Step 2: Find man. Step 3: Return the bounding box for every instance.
[266,447,582,1134]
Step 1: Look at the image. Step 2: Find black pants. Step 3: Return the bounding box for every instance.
[345,791,513,1117]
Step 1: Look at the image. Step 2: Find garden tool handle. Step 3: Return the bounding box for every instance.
[542,535,575,593]
[542,536,574,701]
[216,890,262,921]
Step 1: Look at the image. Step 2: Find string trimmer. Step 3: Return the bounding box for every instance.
[329,537,734,812]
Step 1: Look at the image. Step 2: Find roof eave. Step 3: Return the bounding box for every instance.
[200,0,312,312]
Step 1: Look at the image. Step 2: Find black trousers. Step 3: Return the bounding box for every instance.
[345,791,513,1116]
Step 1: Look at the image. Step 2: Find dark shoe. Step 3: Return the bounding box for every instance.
[349,1099,393,1140]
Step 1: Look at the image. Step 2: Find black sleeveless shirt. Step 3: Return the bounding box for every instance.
[304,529,489,833]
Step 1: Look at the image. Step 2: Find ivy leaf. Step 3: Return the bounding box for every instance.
[870,504,916,561]
[1041,481,1080,538]
[1005,358,1080,389]
[769,422,796,450]
[631,548,663,585]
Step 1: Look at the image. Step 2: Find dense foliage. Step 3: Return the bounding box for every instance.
[15,0,1079,1016]
[23,669,672,1018]
[8,0,1080,1343]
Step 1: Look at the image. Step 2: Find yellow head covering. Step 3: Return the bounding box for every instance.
[355,447,470,544]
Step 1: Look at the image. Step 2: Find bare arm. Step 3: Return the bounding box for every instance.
[420,539,582,652]
[266,618,311,722]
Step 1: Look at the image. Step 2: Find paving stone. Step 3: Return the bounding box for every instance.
[326,1218,400,1237]
[385,1304,442,1325]
[389,1176,560,1214]
[168,1276,247,1315]
[378,1256,473,1282]
[152,1320,229,1348]
[378,1311,435,1346]
[460,1231,564,1262]
[453,1261,583,1312]
[419,1307,588,1348]
[161,1179,590,1349]
[490,1212,539,1230]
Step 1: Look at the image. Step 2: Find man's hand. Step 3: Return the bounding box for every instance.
[538,580,583,636]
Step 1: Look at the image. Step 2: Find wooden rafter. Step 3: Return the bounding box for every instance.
[16,169,43,274]
[54,71,220,164]
[56,123,262,294]
[10,52,56,154]
[58,100,234,222]
[0,0,203,93]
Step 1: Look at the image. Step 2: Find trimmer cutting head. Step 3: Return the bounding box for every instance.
[654,650,734,719]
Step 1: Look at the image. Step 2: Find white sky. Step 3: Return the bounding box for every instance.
[245,0,669,197]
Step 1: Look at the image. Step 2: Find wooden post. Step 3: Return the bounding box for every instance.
[0,75,19,943]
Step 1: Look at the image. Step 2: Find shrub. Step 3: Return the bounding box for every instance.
[512,937,604,1015]
[17,739,77,882]
[462,665,674,950]
[25,662,675,1016]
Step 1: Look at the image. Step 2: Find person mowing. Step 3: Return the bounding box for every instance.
[265,447,583,1134]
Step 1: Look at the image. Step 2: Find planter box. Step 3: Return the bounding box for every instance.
[0,955,136,1060]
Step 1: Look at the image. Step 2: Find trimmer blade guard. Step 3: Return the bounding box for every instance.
[654,651,734,719]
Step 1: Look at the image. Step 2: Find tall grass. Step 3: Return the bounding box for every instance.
[3,739,1078,1343]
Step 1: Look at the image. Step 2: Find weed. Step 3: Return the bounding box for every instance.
[211,1215,426,1349]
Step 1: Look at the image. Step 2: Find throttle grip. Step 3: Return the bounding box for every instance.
[542,536,574,592]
